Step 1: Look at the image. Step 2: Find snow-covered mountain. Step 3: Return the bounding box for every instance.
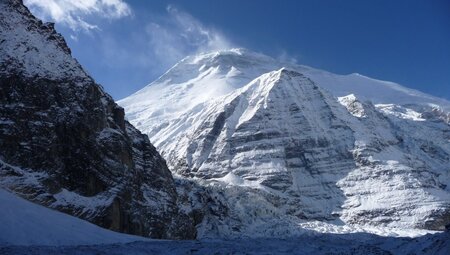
[119,48,450,238]
[0,0,194,239]
[1,0,449,246]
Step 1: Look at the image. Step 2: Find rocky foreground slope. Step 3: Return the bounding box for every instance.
[120,49,450,238]
[0,0,194,239]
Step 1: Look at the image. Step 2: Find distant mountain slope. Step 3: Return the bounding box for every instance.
[0,0,194,239]
[120,49,450,238]
[301,68,450,111]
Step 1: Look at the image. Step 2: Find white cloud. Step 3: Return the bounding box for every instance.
[144,5,233,67]
[23,0,132,32]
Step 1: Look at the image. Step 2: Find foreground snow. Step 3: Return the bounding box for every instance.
[0,189,146,246]
[2,232,449,255]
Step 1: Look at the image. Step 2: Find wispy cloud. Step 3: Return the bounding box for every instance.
[144,5,233,67]
[97,5,234,75]
[23,0,132,32]
[276,50,299,65]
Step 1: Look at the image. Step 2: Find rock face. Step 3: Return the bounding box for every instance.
[120,49,450,238]
[0,0,194,239]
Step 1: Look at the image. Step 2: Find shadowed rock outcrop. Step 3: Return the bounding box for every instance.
[0,0,195,239]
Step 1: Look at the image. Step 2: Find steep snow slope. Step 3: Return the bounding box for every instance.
[0,189,146,246]
[0,0,194,239]
[120,49,450,237]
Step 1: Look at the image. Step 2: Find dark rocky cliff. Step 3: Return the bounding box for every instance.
[0,0,195,239]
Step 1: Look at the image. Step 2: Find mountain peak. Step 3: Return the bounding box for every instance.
[190,48,273,61]
[278,67,304,77]
[172,48,279,75]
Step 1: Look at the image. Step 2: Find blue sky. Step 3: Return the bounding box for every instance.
[24,0,450,100]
